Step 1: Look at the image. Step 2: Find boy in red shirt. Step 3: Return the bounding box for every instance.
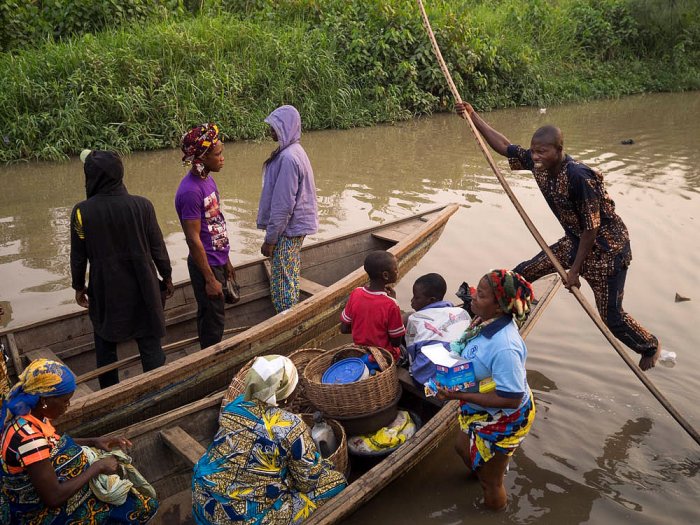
[340,251,406,360]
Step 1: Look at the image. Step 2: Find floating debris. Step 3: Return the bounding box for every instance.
[539,108,547,114]
[621,139,635,145]
[675,292,691,302]
[659,350,677,367]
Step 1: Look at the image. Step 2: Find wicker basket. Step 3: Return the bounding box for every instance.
[303,345,399,418]
[221,348,326,411]
[300,414,349,477]
[0,358,10,399]
[285,348,325,413]
[287,348,325,377]
[221,359,255,409]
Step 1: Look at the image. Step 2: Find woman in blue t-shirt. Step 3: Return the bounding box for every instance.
[437,269,535,510]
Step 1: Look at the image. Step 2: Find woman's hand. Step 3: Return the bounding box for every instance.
[436,387,452,401]
[94,456,120,476]
[91,436,132,452]
[261,242,276,257]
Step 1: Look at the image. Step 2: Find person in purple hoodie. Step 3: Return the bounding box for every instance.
[175,123,235,348]
[257,105,319,313]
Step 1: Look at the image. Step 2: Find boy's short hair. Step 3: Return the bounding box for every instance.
[364,250,396,279]
[414,273,447,300]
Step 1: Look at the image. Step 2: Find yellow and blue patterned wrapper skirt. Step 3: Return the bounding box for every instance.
[192,396,346,524]
[458,393,535,471]
[270,236,305,313]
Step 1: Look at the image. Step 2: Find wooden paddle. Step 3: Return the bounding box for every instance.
[415,0,699,446]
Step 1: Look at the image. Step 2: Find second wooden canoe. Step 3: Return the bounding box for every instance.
[32,204,457,435]
[107,274,560,524]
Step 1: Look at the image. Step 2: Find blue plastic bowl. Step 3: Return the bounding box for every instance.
[322,358,369,384]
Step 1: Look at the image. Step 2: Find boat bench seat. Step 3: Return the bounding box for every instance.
[371,229,405,244]
[372,219,427,244]
[161,426,206,467]
[299,277,326,296]
[25,348,94,398]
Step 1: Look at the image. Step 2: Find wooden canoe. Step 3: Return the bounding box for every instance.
[0,204,458,436]
[108,274,560,525]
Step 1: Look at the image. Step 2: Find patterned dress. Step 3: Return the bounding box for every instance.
[0,414,157,524]
[270,236,305,313]
[192,396,346,524]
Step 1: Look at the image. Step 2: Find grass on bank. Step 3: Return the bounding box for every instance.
[1,0,699,162]
[0,17,390,162]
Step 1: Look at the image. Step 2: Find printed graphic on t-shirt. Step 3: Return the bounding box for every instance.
[204,191,229,251]
[422,321,443,337]
[464,344,478,360]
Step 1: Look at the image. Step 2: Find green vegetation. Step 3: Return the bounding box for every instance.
[0,1,185,53]
[1,0,699,162]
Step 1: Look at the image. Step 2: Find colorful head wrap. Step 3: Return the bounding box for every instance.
[450,269,535,355]
[485,269,535,327]
[180,123,221,177]
[243,355,298,406]
[1,359,76,429]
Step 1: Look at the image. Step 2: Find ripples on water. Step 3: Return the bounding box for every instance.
[1,92,698,524]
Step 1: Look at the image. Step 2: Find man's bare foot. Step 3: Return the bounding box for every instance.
[639,344,662,371]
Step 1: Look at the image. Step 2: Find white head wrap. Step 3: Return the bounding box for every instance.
[243,355,298,406]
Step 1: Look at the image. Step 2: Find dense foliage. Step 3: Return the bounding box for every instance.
[1,0,698,161]
[0,1,185,53]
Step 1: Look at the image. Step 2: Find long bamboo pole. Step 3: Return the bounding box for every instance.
[415,0,699,446]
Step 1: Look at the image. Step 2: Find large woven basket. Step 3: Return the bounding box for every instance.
[285,348,325,413]
[221,359,255,409]
[221,348,325,411]
[303,345,399,418]
[0,358,10,399]
[300,414,349,477]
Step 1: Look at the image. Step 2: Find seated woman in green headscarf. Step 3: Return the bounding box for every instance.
[0,359,158,524]
[192,355,346,524]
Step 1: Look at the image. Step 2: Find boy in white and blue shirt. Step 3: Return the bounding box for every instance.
[405,273,470,384]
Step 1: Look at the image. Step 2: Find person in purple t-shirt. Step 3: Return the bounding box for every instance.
[257,105,319,313]
[175,123,235,348]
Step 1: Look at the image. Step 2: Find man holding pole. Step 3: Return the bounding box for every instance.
[456,102,661,371]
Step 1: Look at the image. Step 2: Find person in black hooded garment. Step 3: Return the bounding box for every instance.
[70,150,173,388]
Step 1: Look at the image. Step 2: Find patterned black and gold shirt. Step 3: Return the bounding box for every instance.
[507,144,629,255]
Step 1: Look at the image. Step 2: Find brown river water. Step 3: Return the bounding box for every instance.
[1,92,699,523]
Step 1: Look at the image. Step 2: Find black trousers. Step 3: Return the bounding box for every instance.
[94,333,165,389]
[514,237,658,357]
[188,256,226,349]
